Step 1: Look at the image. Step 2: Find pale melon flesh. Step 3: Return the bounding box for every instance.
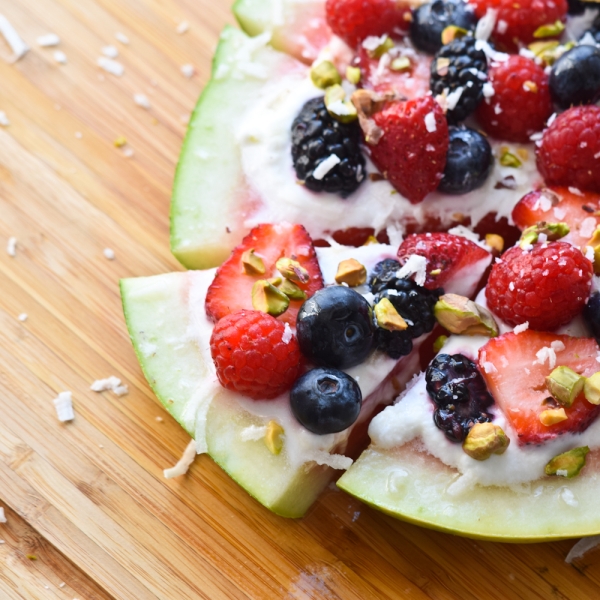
[338,443,600,542]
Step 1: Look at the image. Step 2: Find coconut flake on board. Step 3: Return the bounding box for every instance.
[97,57,124,76]
[0,111,9,126]
[0,14,29,62]
[37,33,60,47]
[90,376,128,397]
[53,391,74,422]
[6,237,16,257]
[0,507,6,523]
[164,439,197,478]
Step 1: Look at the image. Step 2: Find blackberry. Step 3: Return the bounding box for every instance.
[373,277,442,359]
[549,45,600,109]
[567,0,587,14]
[291,97,366,197]
[368,258,401,295]
[430,36,488,123]
[410,0,478,55]
[426,354,495,442]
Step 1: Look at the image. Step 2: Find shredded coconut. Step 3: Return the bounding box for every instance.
[53,391,74,422]
[53,50,67,64]
[475,9,498,41]
[133,93,151,109]
[90,376,128,396]
[103,248,115,260]
[482,82,495,99]
[0,507,5,523]
[585,246,595,262]
[240,425,268,442]
[561,487,578,507]
[556,469,569,477]
[18,313,27,322]
[282,322,292,344]
[482,361,497,374]
[397,254,427,287]
[180,63,195,78]
[513,322,529,334]
[164,439,197,478]
[362,35,388,52]
[176,21,189,34]
[580,217,597,239]
[313,154,341,180]
[534,342,563,369]
[97,57,124,76]
[424,111,437,132]
[448,225,484,246]
[0,14,29,62]
[115,32,129,44]
[446,86,464,110]
[566,535,600,563]
[496,19,508,34]
[37,33,60,47]
[6,237,16,257]
[0,111,8,126]
[102,45,119,58]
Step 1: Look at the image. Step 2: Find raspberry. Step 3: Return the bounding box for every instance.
[485,242,593,331]
[471,0,568,52]
[476,56,552,143]
[369,96,449,203]
[325,0,411,47]
[210,311,303,400]
[536,106,600,193]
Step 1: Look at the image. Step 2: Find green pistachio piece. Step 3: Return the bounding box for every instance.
[335,258,367,287]
[584,372,600,405]
[310,60,342,89]
[545,446,589,478]
[463,423,510,461]
[485,233,504,253]
[533,20,566,39]
[434,294,499,337]
[241,248,266,275]
[584,226,600,275]
[391,56,411,72]
[545,366,585,407]
[278,278,307,301]
[441,25,468,45]
[519,222,570,248]
[539,407,568,426]
[276,257,310,284]
[367,35,395,58]
[325,85,358,123]
[264,420,284,455]
[374,298,408,332]
[346,66,361,85]
[433,335,448,353]
[252,280,290,317]
[499,149,522,168]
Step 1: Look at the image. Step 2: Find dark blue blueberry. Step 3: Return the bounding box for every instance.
[568,0,587,14]
[438,126,493,194]
[426,354,495,442]
[290,368,362,434]
[550,45,600,109]
[368,258,401,294]
[584,292,600,345]
[410,0,477,55]
[296,286,375,369]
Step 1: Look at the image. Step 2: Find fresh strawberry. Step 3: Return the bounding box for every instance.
[476,55,552,143]
[512,187,600,248]
[205,223,324,326]
[397,233,491,292]
[479,331,600,445]
[536,106,600,193]
[325,0,411,47]
[368,96,449,203]
[470,0,568,52]
[485,241,593,330]
[210,310,304,400]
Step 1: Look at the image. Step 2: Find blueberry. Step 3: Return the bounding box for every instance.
[297,286,375,369]
[368,259,401,294]
[583,292,600,344]
[438,126,493,195]
[550,45,600,110]
[410,0,477,55]
[290,368,362,434]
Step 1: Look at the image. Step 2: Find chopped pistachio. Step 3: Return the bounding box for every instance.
[268,276,283,287]
[276,257,310,284]
[499,148,522,168]
[335,258,367,287]
[264,420,284,455]
[584,372,600,405]
[523,80,538,93]
[325,85,358,123]
[114,136,127,148]
[310,60,342,89]
[463,423,510,461]
[241,248,266,275]
[584,226,600,274]
[539,407,568,426]
[391,56,411,72]
[430,268,442,277]
[441,25,468,45]
[363,235,379,245]
[252,280,290,317]
[26,555,38,561]
[545,446,589,478]
[486,233,505,253]
[517,148,530,162]
[545,366,585,407]
[367,35,395,58]
[533,20,566,39]
[519,221,570,248]
[346,65,361,85]
[278,278,307,301]
[435,57,451,77]
[528,40,561,66]
[433,335,448,353]
[375,298,408,332]
[434,294,499,337]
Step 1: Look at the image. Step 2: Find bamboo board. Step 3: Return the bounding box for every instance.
[1,0,600,598]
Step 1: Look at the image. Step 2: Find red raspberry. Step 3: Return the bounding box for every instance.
[470,0,567,52]
[536,106,600,193]
[325,0,411,47]
[485,242,593,331]
[476,56,552,143]
[369,96,449,203]
[210,311,303,400]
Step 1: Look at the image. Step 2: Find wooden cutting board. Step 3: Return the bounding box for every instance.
[1,1,600,598]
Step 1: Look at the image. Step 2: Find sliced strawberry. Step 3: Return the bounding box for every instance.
[479,331,600,446]
[512,187,600,248]
[205,223,324,325]
[397,233,491,293]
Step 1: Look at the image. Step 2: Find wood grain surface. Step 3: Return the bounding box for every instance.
[1,1,600,598]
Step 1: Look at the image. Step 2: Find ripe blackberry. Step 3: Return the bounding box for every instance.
[430,36,488,123]
[368,259,401,294]
[291,97,366,197]
[373,277,442,359]
[426,353,495,442]
[410,0,478,55]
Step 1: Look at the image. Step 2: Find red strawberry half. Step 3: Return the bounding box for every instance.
[397,233,491,293]
[479,331,600,446]
[205,223,324,326]
[512,187,600,249]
